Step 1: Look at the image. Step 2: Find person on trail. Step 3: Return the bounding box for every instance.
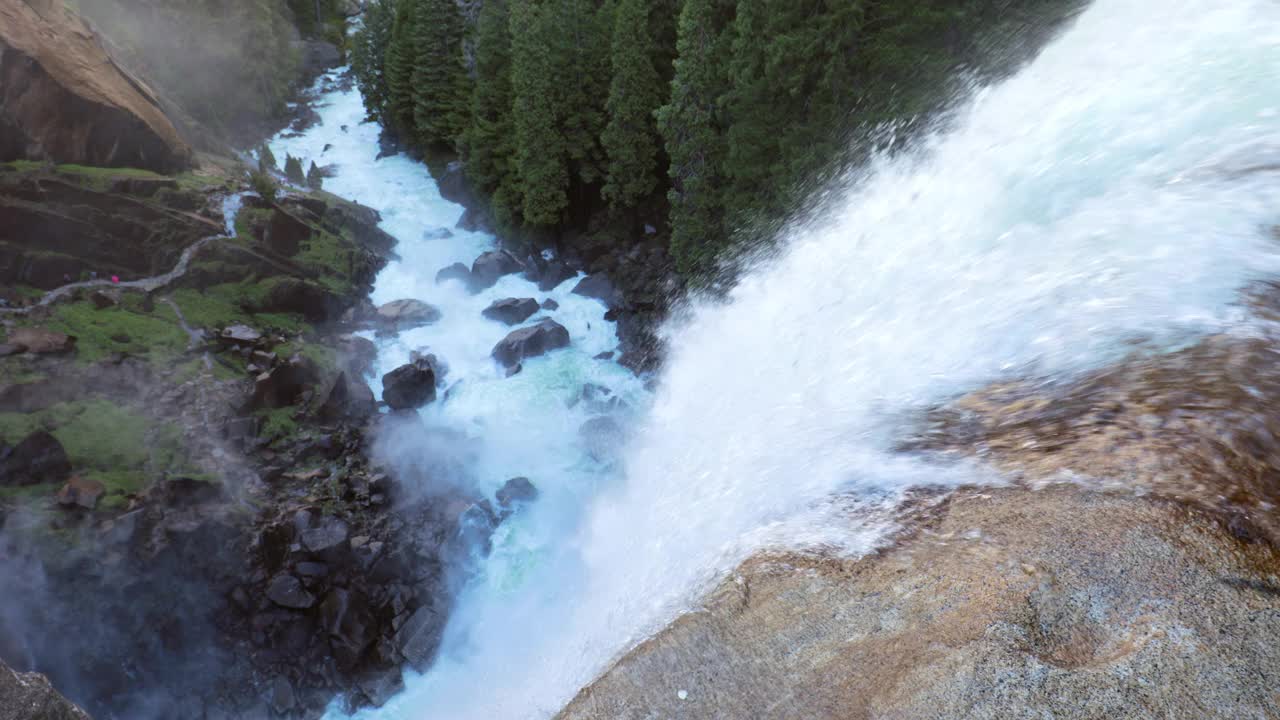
[111,275,120,284]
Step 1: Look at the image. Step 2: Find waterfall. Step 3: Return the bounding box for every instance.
[274,0,1280,716]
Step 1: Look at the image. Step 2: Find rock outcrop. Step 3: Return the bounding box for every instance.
[481,297,539,326]
[0,0,191,172]
[0,659,89,720]
[559,485,1280,720]
[491,318,570,368]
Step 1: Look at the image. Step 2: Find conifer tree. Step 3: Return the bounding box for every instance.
[601,0,664,210]
[351,0,396,122]
[656,0,735,277]
[510,0,568,225]
[383,0,420,134]
[306,161,324,190]
[463,0,520,224]
[284,154,305,184]
[410,0,471,148]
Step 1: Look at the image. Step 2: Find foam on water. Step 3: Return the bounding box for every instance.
[278,0,1280,716]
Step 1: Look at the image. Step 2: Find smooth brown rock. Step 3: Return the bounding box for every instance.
[5,328,74,354]
[56,475,105,510]
[559,486,1280,720]
[0,0,191,172]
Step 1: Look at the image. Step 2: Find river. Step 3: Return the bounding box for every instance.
[271,0,1280,716]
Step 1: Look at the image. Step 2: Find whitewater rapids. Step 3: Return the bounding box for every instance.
[275,0,1280,716]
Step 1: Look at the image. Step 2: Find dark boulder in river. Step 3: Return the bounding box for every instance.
[482,298,540,326]
[469,250,523,291]
[491,319,570,368]
[382,358,438,410]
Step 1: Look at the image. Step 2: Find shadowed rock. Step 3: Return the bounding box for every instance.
[469,250,523,291]
[491,319,570,369]
[0,0,191,172]
[381,359,437,410]
[375,299,442,331]
[0,430,71,486]
[0,659,89,720]
[482,297,539,326]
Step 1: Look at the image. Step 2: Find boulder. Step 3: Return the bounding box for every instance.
[266,574,316,610]
[249,356,318,410]
[538,261,578,292]
[357,668,405,708]
[262,207,312,256]
[408,351,448,386]
[218,324,261,347]
[375,299,442,330]
[556,487,1280,720]
[319,588,376,668]
[469,250,523,291]
[481,298,540,326]
[571,273,624,308]
[301,517,349,554]
[0,430,71,486]
[89,290,116,309]
[56,476,105,510]
[491,319,570,368]
[316,371,377,421]
[0,659,89,720]
[424,227,454,240]
[5,328,75,354]
[541,298,559,311]
[496,476,538,509]
[381,359,437,410]
[435,262,472,287]
[395,604,443,669]
[0,0,192,172]
[257,278,345,322]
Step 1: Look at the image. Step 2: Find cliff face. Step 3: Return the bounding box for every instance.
[0,659,89,720]
[558,486,1280,720]
[0,0,191,172]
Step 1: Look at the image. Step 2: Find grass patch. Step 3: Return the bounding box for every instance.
[40,300,188,363]
[256,406,299,442]
[171,283,305,334]
[83,469,146,510]
[0,400,200,509]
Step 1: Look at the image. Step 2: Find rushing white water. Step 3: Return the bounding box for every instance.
[279,0,1280,716]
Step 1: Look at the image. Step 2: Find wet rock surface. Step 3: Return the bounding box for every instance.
[0,659,89,720]
[381,358,438,410]
[482,297,540,326]
[559,485,1280,720]
[491,318,571,368]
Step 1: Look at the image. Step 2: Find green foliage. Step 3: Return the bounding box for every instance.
[259,143,278,174]
[509,0,568,225]
[601,0,664,210]
[351,0,396,121]
[656,0,735,277]
[462,0,520,223]
[349,0,1076,278]
[409,0,472,148]
[284,154,306,185]
[249,169,279,204]
[40,299,188,364]
[306,161,325,190]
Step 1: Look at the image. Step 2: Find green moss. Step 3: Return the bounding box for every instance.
[171,283,305,334]
[0,399,215,509]
[83,469,146,510]
[277,341,337,374]
[0,482,58,502]
[41,300,188,363]
[256,406,299,441]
